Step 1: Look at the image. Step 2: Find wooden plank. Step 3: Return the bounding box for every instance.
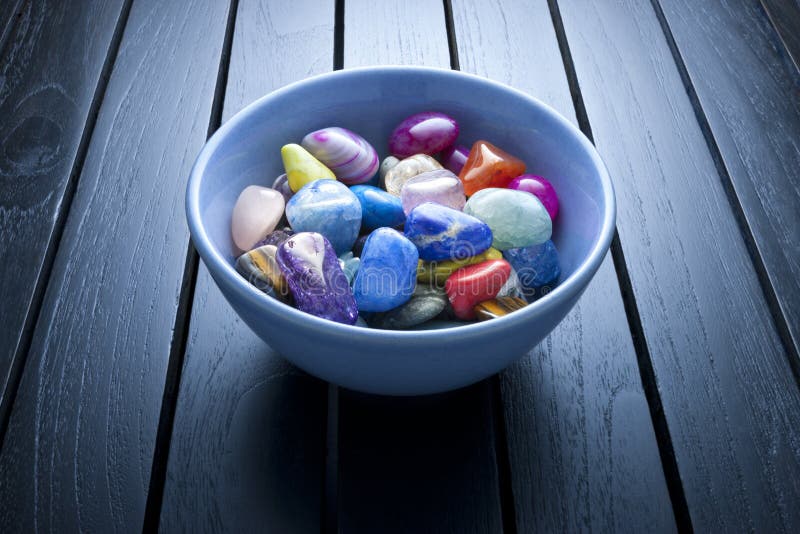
[0,0,126,428]
[451,0,677,531]
[761,0,800,71]
[0,0,230,530]
[557,0,800,530]
[337,1,503,532]
[159,1,335,531]
[0,0,23,52]
[658,0,800,365]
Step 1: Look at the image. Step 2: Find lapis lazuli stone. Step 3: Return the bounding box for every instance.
[286,179,362,254]
[404,202,493,261]
[502,240,561,300]
[350,184,406,232]
[353,227,419,312]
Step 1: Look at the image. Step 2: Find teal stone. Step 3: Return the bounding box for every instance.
[338,251,361,285]
[368,285,449,329]
[463,188,552,250]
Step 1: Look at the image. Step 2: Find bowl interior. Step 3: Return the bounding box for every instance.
[196,69,607,299]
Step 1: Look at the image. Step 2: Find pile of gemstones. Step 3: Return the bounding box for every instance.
[230,111,561,328]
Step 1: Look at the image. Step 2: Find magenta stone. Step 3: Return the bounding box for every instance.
[388,111,458,158]
[276,232,358,325]
[507,174,559,220]
[400,169,466,215]
[440,144,470,175]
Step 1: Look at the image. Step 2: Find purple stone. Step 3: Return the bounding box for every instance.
[400,169,466,215]
[272,173,294,203]
[301,127,379,184]
[388,111,459,158]
[440,144,470,175]
[253,227,294,248]
[507,174,559,220]
[276,232,358,325]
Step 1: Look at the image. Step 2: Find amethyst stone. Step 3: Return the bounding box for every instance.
[440,144,470,175]
[301,127,379,184]
[276,232,358,324]
[388,111,459,158]
[400,169,466,215]
[272,173,294,203]
[253,227,294,248]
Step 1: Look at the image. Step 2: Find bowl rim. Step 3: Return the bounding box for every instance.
[186,65,616,339]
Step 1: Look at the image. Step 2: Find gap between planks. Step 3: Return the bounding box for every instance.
[0,0,135,451]
[548,0,694,530]
[140,0,240,531]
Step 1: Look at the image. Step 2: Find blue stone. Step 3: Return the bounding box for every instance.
[353,228,419,312]
[503,240,561,300]
[350,184,406,232]
[286,179,361,254]
[404,202,493,261]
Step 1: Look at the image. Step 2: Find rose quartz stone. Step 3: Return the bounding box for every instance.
[231,185,285,252]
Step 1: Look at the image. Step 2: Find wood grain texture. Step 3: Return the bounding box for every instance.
[338,2,503,532]
[558,0,800,530]
[658,0,800,362]
[451,0,676,531]
[343,0,451,68]
[0,0,125,427]
[159,1,335,531]
[761,0,800,71]
[0,0,230,530]
[0,0,24,53]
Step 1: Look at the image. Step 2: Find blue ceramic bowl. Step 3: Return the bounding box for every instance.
[186,66,615,395]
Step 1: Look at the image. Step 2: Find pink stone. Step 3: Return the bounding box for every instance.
[507,174,559,220]
[231,185,285,252]
[400,169,466,215]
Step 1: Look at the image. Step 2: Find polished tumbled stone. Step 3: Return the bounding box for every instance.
[338,251,361,285]
[459,140,526,195]
[464,188,551,250]
[286,179,362,254]
[272,173,294,203]
[388,111,459,158]
[440,144,470,175]
[383,154,443,196]
[235,244,291,301]
[253,227,294,248]
[404,202,493,261]
[351,184,406,231]
[301,127,379,184]
[400,169,466,215]
[502,239,561,300]
[444,259,512,320]
[231,185,286,252]
[276,232,357,324]
[474,296,527,321]
[508,174,559,220]
[416,247,502,285]
[281,143,336,192]
[352,227,419,312]
[368,285,448,329]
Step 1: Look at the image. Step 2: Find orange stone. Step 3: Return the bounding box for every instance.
[458,140,526,196]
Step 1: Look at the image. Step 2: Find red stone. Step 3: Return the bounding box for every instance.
[458,140,526,196]
[444,259,512,320]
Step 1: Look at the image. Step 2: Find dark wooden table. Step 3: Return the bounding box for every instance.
[1,0,799,532]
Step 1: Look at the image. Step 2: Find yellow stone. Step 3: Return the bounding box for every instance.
[281,143,336,192]
[417,247,503,285]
